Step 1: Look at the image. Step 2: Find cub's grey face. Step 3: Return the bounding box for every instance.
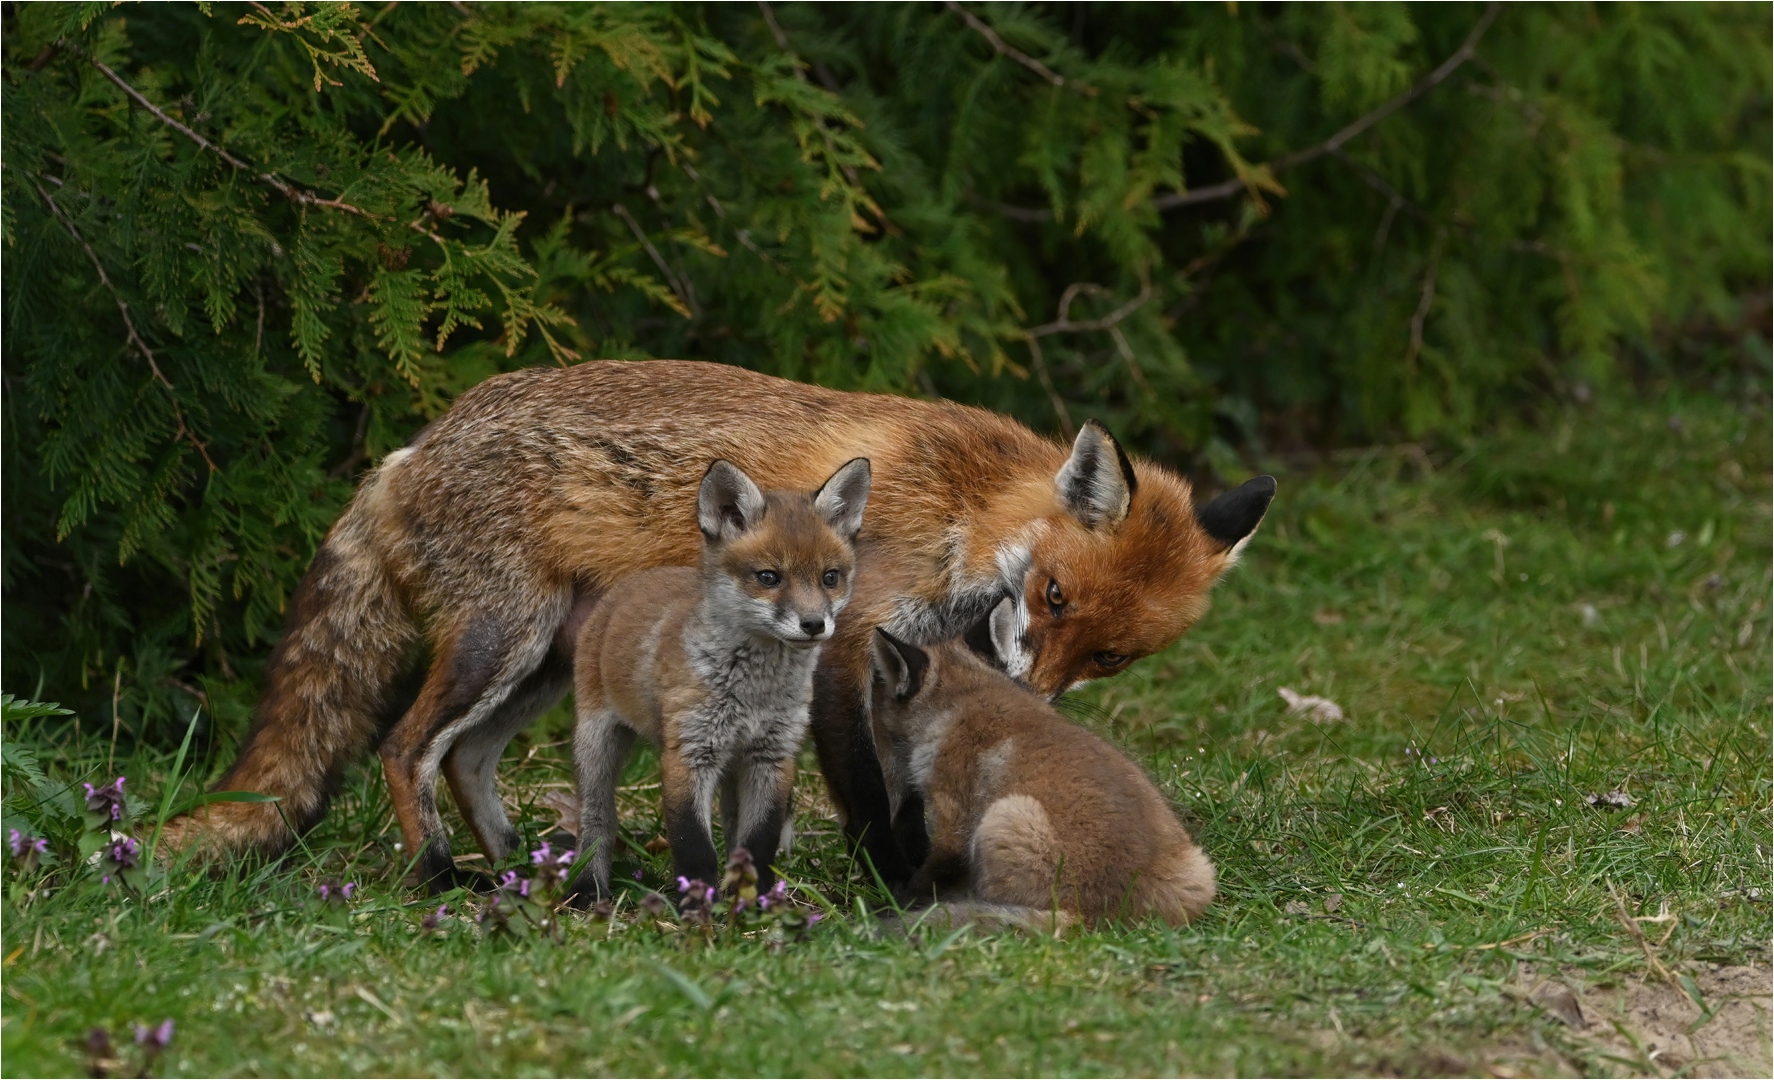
[697,458,871,647]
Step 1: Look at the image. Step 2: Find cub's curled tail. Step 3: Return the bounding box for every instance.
[158,457,417,859]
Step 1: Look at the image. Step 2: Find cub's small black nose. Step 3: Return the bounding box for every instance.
[800,617,826,637]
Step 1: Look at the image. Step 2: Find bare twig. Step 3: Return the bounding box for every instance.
[611,202,694,317]
[1020,274,1153,435]
[1022,336,1074,436]
[1404,229,1447,369]
[30,175,218,472]
[1611,884,1680,988]
[945,1,1093,95]
[1027,274,1154,339]
[1154,4,1500,211]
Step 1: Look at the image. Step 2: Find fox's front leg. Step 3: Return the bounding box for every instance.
[731,751,797,892]
[567,703,634,904]
[659,738,723,892]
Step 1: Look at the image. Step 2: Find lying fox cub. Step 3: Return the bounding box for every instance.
[568,457,871,902]
[870,604,1215,926]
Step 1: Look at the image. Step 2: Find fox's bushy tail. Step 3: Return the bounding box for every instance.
[159,463,416,859]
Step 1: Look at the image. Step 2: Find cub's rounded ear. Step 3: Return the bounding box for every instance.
[813,457,871,540]
[697,459,767,542]
[1055,419,1136,529]
[870,628,929,702]
[1195,475,1277,556]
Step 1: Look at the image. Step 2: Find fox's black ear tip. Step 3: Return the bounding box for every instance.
[1196,475,1278,549]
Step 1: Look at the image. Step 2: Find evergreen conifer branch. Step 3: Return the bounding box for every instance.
[1153,2,1502,210]
[27,174,218,473]
[943,1,1092,96]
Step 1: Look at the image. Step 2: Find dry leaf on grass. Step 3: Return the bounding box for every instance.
[538,790,581,837]
[1278,687,1345,722]
[1585,790,1634,809]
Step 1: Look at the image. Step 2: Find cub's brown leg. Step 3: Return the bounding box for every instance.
[659,741,722,892]
[731,751,797,892]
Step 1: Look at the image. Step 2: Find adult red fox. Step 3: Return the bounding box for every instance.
[571,458,870,900]
[160,360,1273,890]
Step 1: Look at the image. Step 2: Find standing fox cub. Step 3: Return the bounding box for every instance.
[569,458,870,900]
[870,609,1216,926]
[160,360,1273,891]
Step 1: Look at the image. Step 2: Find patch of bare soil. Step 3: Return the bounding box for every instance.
[1580,963,1772,1078]
[1506,963,1771,1077]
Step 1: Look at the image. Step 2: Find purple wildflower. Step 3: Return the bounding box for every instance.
[806,911,823,926]
[133,1019,174,1050]
[676,875,692,893]
[499,869,521,891]
[83,776,127,821]
[638,892,668,917]
[633,868,644,881]
[342,882,356,899]
[530,842,552,865]
[518,877,531,898]
[422,904,448,931]
[107,836,140,869]
[8,828,47,860]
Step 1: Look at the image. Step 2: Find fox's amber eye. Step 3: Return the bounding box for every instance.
[756,570,782,587]
[1094,651,1129,669]
[822,569,842,588]
[1046,578,1065,617]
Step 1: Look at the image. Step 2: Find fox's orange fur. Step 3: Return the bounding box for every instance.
[160,360,1273,889]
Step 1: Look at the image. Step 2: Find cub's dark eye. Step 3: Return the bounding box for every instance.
[822,569,842,588]
[756,570,782,587]
[1045,578,1065,618]
[1094,651,1129,669]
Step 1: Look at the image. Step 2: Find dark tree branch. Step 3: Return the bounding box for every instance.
[89,53,444,241]
[611,202,695,317]
[30,175,218,472]
[986,3,1502,221]
[945,1,1094,96]
[1153,3,1500,211]
[1404,229,1448,370]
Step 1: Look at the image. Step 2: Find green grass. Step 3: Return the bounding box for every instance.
[3,393,1769,1077]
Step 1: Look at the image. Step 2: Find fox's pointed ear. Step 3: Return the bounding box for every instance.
[1196,475,1277,556]
[870,628,929,701]
[1055,420,1136,529]
[698,460,767,542]
[813,458,871,540]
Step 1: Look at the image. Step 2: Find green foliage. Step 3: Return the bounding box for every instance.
[2,2,1768,729]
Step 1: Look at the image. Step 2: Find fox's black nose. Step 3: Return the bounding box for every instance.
[800,617,826,637]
